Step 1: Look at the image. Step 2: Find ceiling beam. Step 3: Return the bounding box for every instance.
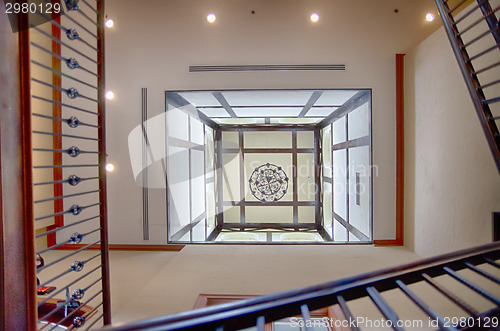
[318,90,370,128]
[298,91,323,117]
[212,92,237,118]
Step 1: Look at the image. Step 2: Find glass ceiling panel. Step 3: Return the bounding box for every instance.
[214,118,266,124]
[199,107,231,118]
[270,118,322,124]
[222,90,313,107]
[178,92,220,107]
[233,107,302,117]
[315,90,359,106]
[306,106,339,117]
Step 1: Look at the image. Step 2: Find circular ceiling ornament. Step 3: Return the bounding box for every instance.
[249,163,288,202]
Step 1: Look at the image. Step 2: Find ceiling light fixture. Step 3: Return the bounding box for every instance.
[105,163,115,172]
[310,13,319,23]
[105,91,115,100]
[207,13,216,23]
[426,13,434,22]
[105,18,114,28]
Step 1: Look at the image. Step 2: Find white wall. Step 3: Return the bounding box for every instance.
[404,26,500,257]
[104,0,439,244]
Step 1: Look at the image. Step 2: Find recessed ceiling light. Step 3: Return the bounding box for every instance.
[310,13,319,23]
[105,163,115,172]
[207,13,216,23]
[105,18,114,28]
[105,91,115,100]
[426,13,434,22]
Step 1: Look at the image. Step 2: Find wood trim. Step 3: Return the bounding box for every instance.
[48,5,63,247]
[0,12,37,330]
[53,244,185,251]
[20,13,37,331]
[374,54,405,246]
[97,0,112,324]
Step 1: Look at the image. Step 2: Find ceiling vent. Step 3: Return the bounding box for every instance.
[189,64,346,72]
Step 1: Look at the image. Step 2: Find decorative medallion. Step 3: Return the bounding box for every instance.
[249,163,288,202]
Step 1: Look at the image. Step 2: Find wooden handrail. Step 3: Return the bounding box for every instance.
[435,0,500,173]
[102,242,500,331]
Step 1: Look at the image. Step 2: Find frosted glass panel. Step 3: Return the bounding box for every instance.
[334,220,347,241]
[307,106,338,117]
[333,149,347,220]
[297,153,315,201]
[270,118,321,124]
[348,102,370,140]
[323,182,332,237]
[199,107,231,118]
[332,117,346,144]
[206,181,216,232]
[246,206,293,223]
[297,131,314,148]
[168,146,190,236]
[348,146,371,241]
[322,126,332,176]
[244,131,292,149]
[205,127,215,174]
[234,107,301,117]
[222,131,239,148]
[298,206,315,223]
[223,90,313,106]
[166,108,188,141]
[215,118,265,125]
[315,90,358,106]
[222,153,240,201]
[190,118,205,145]
[191,150,205,218]
[223,206,240,223]
[192,220,206,241]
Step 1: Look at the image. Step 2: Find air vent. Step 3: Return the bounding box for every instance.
[189,64,346,72]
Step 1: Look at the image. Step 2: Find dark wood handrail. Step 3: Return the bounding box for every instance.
[435,0,500,174]
[103,242,500,331]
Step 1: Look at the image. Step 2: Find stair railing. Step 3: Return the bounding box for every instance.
[435,0,500,173]
[102,242,500,331]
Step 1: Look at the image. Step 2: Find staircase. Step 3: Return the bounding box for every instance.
[435,0,500,174]
[103,243,500,331]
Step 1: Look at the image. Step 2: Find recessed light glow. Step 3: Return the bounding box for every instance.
[207,13,216,23]
[105,18,114,28]
[426,13,434,22]
[105,91,115,100]
[105,163,115,172]
[310,13,319,23]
